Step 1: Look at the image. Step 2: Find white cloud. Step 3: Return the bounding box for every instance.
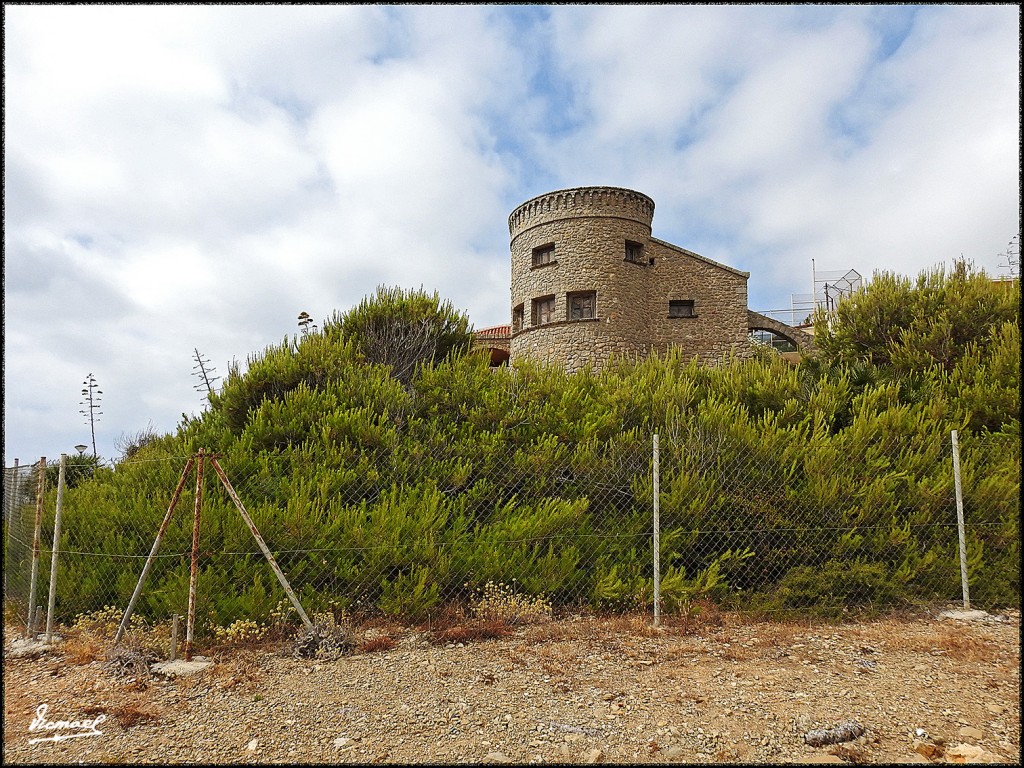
[3,4,1019,463]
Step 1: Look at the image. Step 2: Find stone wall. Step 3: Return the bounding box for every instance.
[508,186,753,373]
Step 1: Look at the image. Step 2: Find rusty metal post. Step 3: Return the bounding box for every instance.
[210,457,315,634]
[114,457,196,646]
[185,449,206,661]
[26,458,46,639]
[45,454,67,643]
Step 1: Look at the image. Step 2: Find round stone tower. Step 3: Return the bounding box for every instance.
[509,186,658,371]
[508,185,754,371]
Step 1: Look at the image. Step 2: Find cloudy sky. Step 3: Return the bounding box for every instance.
[3,4,1020,465]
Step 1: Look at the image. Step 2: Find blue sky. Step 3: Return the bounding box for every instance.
[3,4,1020,464]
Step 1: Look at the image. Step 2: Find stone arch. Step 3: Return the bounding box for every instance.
[472,325,511,367]
[486,348,510,367]
[747,310,814,354]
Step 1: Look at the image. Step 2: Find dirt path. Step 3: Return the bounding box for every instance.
[3,609,1019,764]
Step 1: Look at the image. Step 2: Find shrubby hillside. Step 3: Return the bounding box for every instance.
[40,267,1020,627]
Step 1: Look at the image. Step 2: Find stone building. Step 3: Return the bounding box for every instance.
[475,185,811,371]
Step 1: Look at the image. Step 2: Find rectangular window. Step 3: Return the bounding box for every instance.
[568,291,596,321]
[625,240,645,264]
[512,304,524,332]
[532,244,556,267]
[532,295,555,325]
[668,300,696,318]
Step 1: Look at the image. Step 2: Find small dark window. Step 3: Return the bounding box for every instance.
[568,291,596,321]
[532,295,555,325]
[532,244,556,267]
[625,240,645,264]
[512,304,524,332]
[669,300,696,318]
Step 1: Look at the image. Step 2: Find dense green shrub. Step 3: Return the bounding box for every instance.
[327,284,474,386]
[38,266,1020,628]
[812,258,1019,374]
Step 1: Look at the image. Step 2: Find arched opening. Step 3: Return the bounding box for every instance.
[487,348,511,367]
[749,329,797,354]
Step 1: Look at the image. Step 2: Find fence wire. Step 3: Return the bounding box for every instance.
[4,460,43,622]
[3,430,1019,636]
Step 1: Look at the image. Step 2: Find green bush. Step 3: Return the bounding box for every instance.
[37,270,1019,626]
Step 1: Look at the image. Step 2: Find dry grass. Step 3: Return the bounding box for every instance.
[929,627,1002,662]
[523,617,591,644]
[209,650,264,691]
[357,635,398,654]
[61,629,108,665]
[523,608,723,645]
[742,620,807,649]
[678,599,725,631]
[428,618,515,645]
[891,626,1002,662]
[719,645,752,661]
[597,613,665,638]
[359,616,408,636]
[532,643,585,677]
[83,702,161,729]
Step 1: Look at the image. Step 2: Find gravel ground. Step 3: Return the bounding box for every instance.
[3,608,1020,765]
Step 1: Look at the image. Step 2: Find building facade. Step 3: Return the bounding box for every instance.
[505,186,754,372]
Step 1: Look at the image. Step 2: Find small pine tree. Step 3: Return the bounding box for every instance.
[327,285,474,386]
[812,258,1020,375]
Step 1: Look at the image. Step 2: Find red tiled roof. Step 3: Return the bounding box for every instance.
[474,325,511,338]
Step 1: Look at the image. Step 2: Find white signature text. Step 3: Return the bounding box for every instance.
[28,703,106,744]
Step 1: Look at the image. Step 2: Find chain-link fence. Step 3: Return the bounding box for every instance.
[3,430,1019,637]
[4,459,44,623]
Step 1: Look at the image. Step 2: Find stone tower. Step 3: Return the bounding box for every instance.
[508,186,753,372]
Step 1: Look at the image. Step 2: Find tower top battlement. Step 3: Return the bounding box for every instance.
[508,186,655,240]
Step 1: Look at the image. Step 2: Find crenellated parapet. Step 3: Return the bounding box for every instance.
[508,186,655,240]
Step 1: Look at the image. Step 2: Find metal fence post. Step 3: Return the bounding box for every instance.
[114,456,195,646]
[653,433,661,628]
[210,456,316,635]
[185,449,206,661]
[26,458,45,639]
[45,454,67,642]
[951,430,971,610]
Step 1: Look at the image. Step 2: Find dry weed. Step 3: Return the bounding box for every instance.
[931,627,1001,662]
[657,645,703,664]
[210,649,264,692]
[357,635,398,654]
[719,645,752,661]
[470,581,552,625]
[83,702,161,729]
[599,612,664,638]
[743,620,806,648]
[62,629,107,665]
[523,617,590,644]
[429,618,514,645]
[897,626,1001,662]
[419,606,468,633]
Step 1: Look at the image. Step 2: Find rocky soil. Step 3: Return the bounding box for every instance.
[3,608,1020,765]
